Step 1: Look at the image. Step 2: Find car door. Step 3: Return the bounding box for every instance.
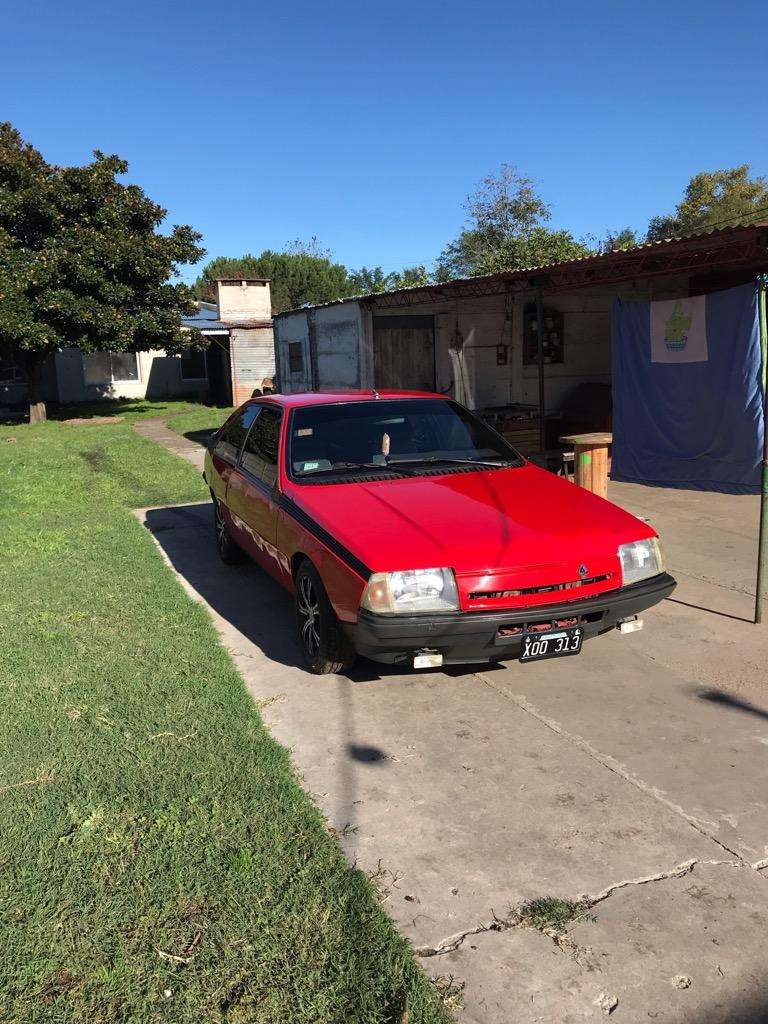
[209,403,260,505]
[226,405,288,582]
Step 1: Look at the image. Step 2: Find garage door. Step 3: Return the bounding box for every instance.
[373,315,435,391]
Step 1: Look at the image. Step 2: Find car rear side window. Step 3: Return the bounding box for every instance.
[241,407,281,487]
[214,405,259,464]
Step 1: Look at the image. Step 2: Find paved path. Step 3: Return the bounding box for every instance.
[133,417,206,472]
[135,498,768,1024]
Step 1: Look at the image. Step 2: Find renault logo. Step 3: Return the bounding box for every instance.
[578,564,588,577]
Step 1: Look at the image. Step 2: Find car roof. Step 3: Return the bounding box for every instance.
[252,389,448,410]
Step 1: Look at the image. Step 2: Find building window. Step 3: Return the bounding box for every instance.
[523,304,564,366]
[180,349,208,381]
[0,365,27,384]
[83,351,140,384]
[288,342,304,375]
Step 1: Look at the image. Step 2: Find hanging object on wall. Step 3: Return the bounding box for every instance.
[497,288,513,367]
[448,317,468,406]
[523,303,564,365]
[612,282,762,494]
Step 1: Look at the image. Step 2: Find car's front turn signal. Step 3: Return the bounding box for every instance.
[361,567,460,615]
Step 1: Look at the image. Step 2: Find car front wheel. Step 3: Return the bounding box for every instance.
[213,496,244,565]
[295,562,355,675]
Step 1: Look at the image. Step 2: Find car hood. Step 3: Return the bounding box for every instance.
[287,463,655,576]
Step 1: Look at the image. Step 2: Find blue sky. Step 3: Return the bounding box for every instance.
[2,0,766,283]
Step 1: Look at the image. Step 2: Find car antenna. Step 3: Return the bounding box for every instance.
[372,388,381,400]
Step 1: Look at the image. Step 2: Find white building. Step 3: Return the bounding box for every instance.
[0,278,275,415]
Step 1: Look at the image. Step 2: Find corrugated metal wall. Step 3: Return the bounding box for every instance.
[230,327,275,406]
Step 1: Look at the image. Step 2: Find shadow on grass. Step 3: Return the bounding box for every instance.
[183,428,216,448]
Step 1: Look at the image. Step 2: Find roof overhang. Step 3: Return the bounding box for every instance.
[274,222,768,318]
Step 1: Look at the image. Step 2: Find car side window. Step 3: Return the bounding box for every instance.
[213,405,260,464]
[241,407,282,487]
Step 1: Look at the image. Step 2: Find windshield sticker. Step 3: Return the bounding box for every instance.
[302,461,320,471]
[296,427,313,436]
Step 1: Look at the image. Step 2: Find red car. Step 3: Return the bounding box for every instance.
[204,391,675,674]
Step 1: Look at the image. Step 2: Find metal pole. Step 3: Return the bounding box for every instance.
[536,287,546,453]
[755,275,768,624]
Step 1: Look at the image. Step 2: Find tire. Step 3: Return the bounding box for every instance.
[295,561,356,675]
[213,495,244,565]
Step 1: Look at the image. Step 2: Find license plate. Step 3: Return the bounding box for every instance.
[519,626,583,663]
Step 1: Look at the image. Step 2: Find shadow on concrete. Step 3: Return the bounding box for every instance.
[693,687,768,721]
[347,744,388,763]
[143,502,305,670]
[668,596,755,624]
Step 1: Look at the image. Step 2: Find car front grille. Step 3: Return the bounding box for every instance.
[469,573,612,600]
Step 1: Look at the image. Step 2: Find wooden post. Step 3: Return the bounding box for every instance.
[559,432,613,499]
[574,443,609,498]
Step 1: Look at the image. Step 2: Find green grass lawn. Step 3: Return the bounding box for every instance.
[168,405,235,441]
[0,403,450,1024]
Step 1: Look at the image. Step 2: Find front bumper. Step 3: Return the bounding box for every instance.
[342,572,676,664]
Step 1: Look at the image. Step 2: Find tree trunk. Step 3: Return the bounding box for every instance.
[26,355,47,423]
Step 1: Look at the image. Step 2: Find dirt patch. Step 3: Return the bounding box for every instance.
[63,416,124,425]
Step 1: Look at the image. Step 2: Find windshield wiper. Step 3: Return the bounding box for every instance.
[387,456,514,469]
[325,461,418,476]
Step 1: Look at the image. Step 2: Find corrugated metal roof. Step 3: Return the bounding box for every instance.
[181,313,230,332]
[274,221,768,318]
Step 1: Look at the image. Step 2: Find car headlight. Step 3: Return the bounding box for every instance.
[361,567,459,614]
[618,537,664,586]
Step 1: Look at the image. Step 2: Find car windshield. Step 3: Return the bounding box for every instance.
[289,398,524,480]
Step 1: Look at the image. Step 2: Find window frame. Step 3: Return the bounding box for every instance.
[0,365,27,385]
[287,341,304,377]
[238,403,283,491]
[83,351,141,385]
[179,348,208,382]
[212,402,262,466]
[285,397,524,485]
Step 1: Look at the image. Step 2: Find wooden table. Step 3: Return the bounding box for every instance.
[558,432,613,498]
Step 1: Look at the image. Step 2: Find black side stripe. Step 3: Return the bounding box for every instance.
[278,495,372,581]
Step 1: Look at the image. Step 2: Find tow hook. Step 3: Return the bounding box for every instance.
[617,616,643,634]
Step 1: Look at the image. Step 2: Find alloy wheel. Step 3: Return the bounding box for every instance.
[215,501,227,550]
[297,574,321,657]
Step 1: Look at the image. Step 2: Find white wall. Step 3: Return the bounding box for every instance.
[369,290,616,412]
[54,348,209,403]
[517,292,612,409]
[216,279,271,321]
[272,275,698,408]
[314,304,363,389]
[275,311,311,392]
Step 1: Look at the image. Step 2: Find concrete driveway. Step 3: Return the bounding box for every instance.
[135,486,768,1024]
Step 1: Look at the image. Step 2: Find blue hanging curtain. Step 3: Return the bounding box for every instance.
[611,281,763,494]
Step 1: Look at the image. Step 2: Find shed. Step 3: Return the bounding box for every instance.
[274,223,768,494]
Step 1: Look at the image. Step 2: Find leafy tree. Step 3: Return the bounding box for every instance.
[347,266,393,294]
[646,165,768,241]
[0,123,203,422]
[391,265,431,289]
[602,227,640,251]
[436,164,590,279]
[192,248,353,313]
[347,264,432,294]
